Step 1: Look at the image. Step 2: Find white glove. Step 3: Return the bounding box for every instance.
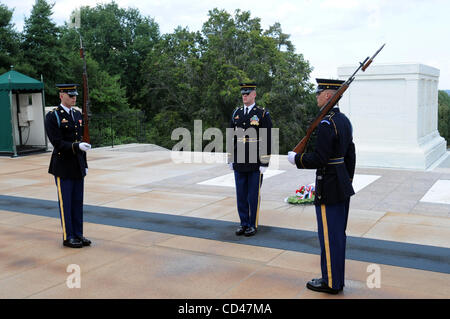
[79,142,91,152]
[228,163,233,170]
[259,166,268,174]
[288,151,297,165]
[85,168,88,175]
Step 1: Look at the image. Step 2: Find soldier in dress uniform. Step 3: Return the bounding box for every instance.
[288,78,356,294]
[228,83,272,237]
[45,84,92,248]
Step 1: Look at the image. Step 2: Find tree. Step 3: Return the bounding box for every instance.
[200,9,316,153]
[0,4,20,73]
[138,8,316,153]
[140,27,203,116]
[438,90,450,146]
[58,26,130,113]
[11,3,318,150]
[21,0,62,105]
[69,1,160,109]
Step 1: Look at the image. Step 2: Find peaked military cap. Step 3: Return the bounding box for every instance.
[315,78,344,94]
[239,82,257,94]
[56,83,79,96]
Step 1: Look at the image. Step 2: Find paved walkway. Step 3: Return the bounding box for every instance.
[0,144,449,299]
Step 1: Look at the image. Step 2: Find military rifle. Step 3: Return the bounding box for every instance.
[80,36,91,143]
[292,44,385,154]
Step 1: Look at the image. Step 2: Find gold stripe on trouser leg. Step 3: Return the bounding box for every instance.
[57,177,67,240]
[320,204,332,288]
[255,172,262,228]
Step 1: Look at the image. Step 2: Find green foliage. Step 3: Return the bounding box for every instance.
[147,110,185,149]
[89,110,145,147]
[72,1,160,109]
[6,3,320,152]
[286,195,314,205]
[6,1,450,154]
[0,4,20,72]
[139,8,316,153]
[438,90,450,146]
[139,27,203,120]
[20,0,62,105]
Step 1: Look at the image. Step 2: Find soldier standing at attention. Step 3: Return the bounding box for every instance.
[45,84,92,248]
[228,83,272,237]
[288,79,356,294]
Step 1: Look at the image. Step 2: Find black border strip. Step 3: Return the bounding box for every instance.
[0,194,449,274]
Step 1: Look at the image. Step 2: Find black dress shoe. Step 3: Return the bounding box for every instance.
[244,226,257,237]
[77,236,92,246]
[63,238,83,248]
[235,226,247,236]
[306,278,341,294]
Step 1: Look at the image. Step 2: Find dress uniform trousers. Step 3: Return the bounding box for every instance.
[55,176,84,241]
[234,171,263,228]
[315,198,350,290]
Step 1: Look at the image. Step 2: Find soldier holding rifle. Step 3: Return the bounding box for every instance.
[288,78,355,294]
[45,84,92,249]
[287,44,384,294]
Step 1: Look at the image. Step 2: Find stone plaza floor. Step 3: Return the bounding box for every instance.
[0,144,449,299]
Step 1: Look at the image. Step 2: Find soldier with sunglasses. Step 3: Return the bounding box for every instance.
[45,84,92,248]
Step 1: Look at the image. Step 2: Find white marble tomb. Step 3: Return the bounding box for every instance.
[337,63,447,170]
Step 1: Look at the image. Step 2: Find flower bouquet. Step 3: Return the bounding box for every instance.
[285,184,315,205]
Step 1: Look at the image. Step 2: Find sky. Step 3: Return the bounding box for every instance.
[4,0,450,89]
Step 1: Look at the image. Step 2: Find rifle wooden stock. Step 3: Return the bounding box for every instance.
[362,43,385,72]
[82,72,90,143]
[293,84,349,153]
[361,59,372,71]
[292,136,308,154]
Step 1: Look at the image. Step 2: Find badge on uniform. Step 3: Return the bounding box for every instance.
[61,118,68,123]
[79,120,82,125]
[250,115,259,126]
[234,115,239,120]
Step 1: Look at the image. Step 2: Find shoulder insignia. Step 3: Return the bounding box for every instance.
[232,107,240,119]
[320,119,331,125]
[330,118,338,135]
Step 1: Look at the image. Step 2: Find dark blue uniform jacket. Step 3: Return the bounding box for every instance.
[45,106,87,179]
[228,105,273,172]
[295,108,356,205]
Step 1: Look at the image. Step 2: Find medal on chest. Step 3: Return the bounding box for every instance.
[250,115,260,126]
